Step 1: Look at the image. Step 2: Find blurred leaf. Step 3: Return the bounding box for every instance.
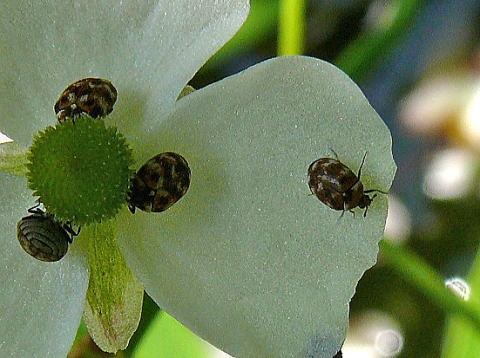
[204,0,278,69]
[442,315,480,358]
[441,247,480,357]
[132,312,211,358]
[380,240,480,332]
[335,0,424,81]
[123,294,161,357]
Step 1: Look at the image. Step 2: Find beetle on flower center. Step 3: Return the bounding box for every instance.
[54,77,117,123]
[308,152,385,217]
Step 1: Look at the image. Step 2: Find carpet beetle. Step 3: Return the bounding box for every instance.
[54,77,117,122]
[128,152,191,213]
[17,205,79,262]
[308,152,385,217]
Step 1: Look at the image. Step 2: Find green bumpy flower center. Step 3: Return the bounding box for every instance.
[27,116,133,225]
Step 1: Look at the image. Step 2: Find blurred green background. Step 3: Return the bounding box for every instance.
[69,0,480,357]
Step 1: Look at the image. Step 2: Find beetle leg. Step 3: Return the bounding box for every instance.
[363,207,368,217]
[338,203,355,220]
[27,201,44,215]
[64,222,81,242]
[362,194,377,218]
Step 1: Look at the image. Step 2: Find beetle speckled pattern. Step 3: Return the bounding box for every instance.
[128,152,191,213]
[54,77,117,123]
[17,207,78,262]
[308,152,382,217]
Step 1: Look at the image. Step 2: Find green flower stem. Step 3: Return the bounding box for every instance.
[278,0,305,56]
[335,0,424,82]
[380,240,480,332]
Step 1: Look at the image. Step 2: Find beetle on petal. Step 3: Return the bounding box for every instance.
[17,205,79,262]
[308,152,385,217]
[128,152,191,213]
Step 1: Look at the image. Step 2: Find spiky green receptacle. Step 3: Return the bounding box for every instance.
[27,116,134,225]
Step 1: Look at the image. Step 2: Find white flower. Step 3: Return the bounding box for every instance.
[0,1,395,357]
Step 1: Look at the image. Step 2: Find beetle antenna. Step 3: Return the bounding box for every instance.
[364,189,389,194]
[357,151,368,179]
[329,148,339,160]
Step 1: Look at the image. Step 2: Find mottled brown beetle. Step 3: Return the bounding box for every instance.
[54,77,117,123]
[128,152,191,213]
[308,151,386,217]
[17,205,79,262]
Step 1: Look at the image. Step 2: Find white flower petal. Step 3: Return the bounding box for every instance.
[119,57,396,357]
[0,173,89,357]
[0,0,249,145]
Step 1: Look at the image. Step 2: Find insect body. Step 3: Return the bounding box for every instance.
[17,206,79,262]
[128,152,191,213]
[308,152,384,217]
[54,77,117,123]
